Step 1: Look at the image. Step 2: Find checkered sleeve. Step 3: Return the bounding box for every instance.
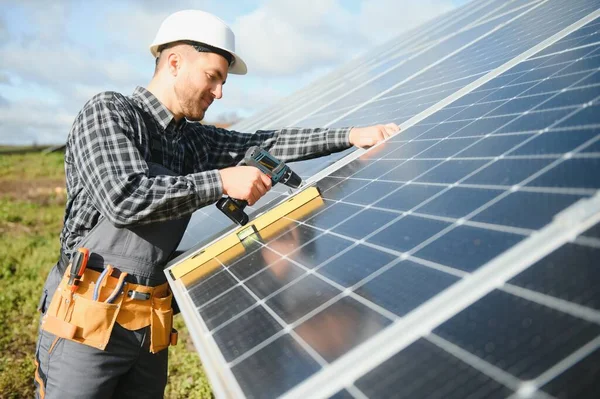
[199,124,353,169]
[70,96,223,227]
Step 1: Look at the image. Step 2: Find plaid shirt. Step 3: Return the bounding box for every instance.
[60,86,352,252]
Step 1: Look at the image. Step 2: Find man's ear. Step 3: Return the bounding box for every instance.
[167,51,181,76]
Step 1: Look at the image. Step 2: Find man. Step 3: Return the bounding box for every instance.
[34,9,399,398]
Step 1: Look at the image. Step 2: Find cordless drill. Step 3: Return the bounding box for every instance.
[216,146,303,226]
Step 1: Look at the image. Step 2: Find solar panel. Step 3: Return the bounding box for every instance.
[166,1,600,397]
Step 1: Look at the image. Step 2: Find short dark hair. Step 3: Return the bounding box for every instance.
[155,40,233,68]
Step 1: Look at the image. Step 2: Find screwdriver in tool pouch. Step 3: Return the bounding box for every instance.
[67,247,90,293]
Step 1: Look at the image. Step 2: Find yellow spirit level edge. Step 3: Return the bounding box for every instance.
[171,186,321,280]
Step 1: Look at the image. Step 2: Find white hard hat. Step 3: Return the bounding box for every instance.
[150,10,247,75]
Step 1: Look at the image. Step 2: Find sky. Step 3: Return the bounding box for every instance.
[0,0,470,145]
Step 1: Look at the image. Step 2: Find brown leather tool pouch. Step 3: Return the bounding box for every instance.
[149,290,174,354]
[41,266,124,350]
[42,266,177,353]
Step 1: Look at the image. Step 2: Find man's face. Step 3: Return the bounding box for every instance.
[174,50,229,121]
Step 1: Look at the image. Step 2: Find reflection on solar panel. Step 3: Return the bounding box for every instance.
[167,1,600,397]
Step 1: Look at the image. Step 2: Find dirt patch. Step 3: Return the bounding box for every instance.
[0,179,66,205]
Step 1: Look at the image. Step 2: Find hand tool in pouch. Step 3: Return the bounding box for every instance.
[67,247,90,293]
[93,265,128,303]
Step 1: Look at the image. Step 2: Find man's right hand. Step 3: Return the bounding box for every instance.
[219,166,272,206]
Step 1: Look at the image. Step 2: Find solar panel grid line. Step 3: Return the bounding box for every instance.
[302,8,600,189]
[425,334,527,393]
[324,97,600,202]
[501,283,600,325]
[290,215,469,280]
[529,335,600,391]
[281,193,600,399]
[334,6,600,126]
[189,218,401,329]
[338,48,599,129]
[464,0,544,30]
[212,249,332,370]
[261,1,517,130]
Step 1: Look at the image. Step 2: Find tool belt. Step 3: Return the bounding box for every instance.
[41,264,177,353]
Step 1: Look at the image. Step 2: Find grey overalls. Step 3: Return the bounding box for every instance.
[35,163,190,399]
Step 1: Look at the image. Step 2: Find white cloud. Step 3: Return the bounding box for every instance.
[0,0,460,144]
[357,0,455,44]
[234,0,361,76]
[0,97,75,144]
[233,0,455,76]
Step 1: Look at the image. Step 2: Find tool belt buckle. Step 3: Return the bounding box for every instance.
[127,290,151,301]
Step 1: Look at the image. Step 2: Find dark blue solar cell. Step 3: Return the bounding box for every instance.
[416,159,489,184]
[371,141,410,158]
[316,176,345,192]
[231,334,321,399]
[333,208,398,240]
[199,286,256,330]
[509,129,599,155]
[330,159,372,178]
[375,183,444,211]
[451,116,515,137]
[581,137,600,152]
[528,158,600,189]
[509,242,600,309]
[541,348,600,399]
[418,120,473,139]
[294,296,393,363]
[319,244,397,287]
[495,109,574,133]
[381,160,442,182]
[447,101,507,121]
[355,338,511,399]
[344,181,403,205]
[188,268,236,308]
[305,202,362,229]
[287,233,353,269]
[452,89,495,106]
[266,274,340,324]
[356,260,459,317]
[523,71,593,95]
[396,124,439,141]
[556,103,600,128]
[385,140,438,158]
[559,53,600,75]
[416,187,501,218]
[483,83,535,101]
[538,86,600,110]
[245,260,306,299]
[472,191,585,229]
[414,225,524,272]
[574,70,600,86]
[212,306,283,362]
[458,134,533,157]
[354,160,405,179]
[486,94,550,116]
[416,137,477,158]
[321,178,368,200]
[368,215,451,253]
[434,290,600,380]
[465,158,554,186]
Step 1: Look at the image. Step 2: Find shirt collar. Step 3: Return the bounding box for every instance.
[131,86,184,135]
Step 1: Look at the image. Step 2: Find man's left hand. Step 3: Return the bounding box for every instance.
[348,123,400,148]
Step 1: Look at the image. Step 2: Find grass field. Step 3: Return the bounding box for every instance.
[0,152,212,398]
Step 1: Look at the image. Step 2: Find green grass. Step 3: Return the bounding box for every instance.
[0,152,212,398]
